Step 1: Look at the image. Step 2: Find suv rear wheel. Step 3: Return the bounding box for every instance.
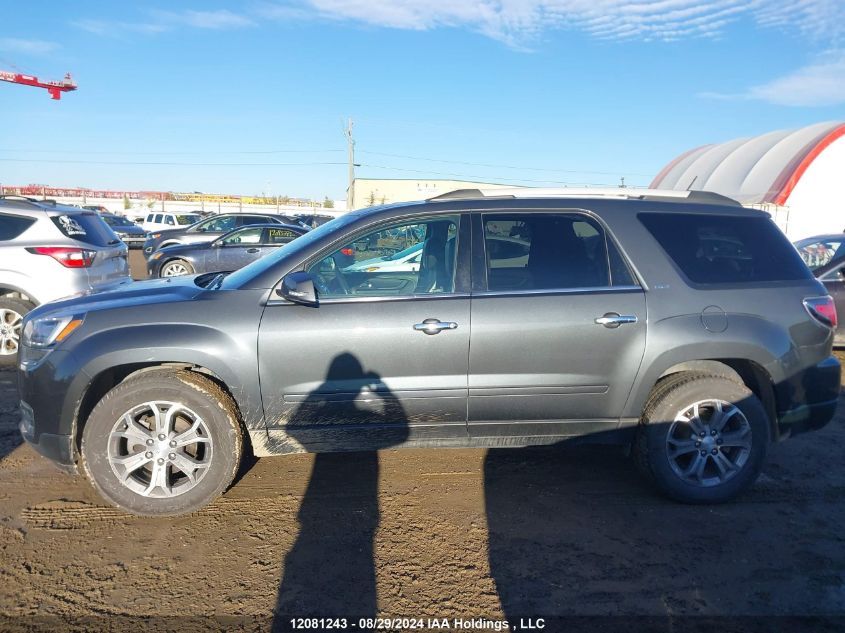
[0,296,35,367]
[634,372,769,503]
[81,369,243,516]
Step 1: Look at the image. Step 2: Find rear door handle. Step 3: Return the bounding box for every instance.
[413,318,458,335]
[595,313,638,328]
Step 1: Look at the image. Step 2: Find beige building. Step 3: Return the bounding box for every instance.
[348,178,520,210]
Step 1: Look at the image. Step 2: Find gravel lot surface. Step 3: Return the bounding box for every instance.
[0,257,843,632]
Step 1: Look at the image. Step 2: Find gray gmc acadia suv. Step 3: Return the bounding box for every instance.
[17,188,841,516]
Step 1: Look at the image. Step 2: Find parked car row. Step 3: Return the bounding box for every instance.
[0,197,332,365]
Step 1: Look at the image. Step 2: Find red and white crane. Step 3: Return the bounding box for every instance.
[0,70,77,100]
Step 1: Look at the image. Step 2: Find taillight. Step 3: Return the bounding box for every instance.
[26,246,96,268]
[803,296,838,328]
[340,247,354,257]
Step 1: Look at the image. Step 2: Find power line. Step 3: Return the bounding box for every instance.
[0,157,642,186]
[356,163,627,186]
[359,150,654,178]
[0,158,347,167]
[0,148,346,156]
[0,146,652,177]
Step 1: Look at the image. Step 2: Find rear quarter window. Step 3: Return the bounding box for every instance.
[50,212,119,247]
[0,213,36,240]
[639,213,811,284]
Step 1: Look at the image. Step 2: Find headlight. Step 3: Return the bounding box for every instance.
[22,315,85,348]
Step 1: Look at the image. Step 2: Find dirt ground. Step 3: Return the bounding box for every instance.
[0,256,843,632]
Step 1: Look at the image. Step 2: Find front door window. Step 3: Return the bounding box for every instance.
[306,216,460,299]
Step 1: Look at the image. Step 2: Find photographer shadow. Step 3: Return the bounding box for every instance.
[272,353,409,631]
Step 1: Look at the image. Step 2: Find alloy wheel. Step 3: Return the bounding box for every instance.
[0,308,23,356]
[107,401,213,498]
[665,399,752,487]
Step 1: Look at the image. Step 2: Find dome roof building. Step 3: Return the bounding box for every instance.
[652,122,845,239]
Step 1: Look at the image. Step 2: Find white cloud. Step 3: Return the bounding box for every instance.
[156,9,255,29]
[258,0,845,47]
[72,19,168,36]
[699,50,845,106]
[749,51,845,106]
[0,37,59,56]
[72,9,253,37]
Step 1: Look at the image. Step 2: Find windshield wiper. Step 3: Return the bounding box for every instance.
[208,271,232,290]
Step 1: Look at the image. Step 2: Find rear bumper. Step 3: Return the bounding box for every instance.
[776,355,841,439]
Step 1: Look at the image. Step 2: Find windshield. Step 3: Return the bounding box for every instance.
[102,215,134,227]
[221,213,358,289]
[177,214,201,225]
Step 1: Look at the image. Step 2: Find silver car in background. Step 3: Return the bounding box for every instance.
[0,196,132,365]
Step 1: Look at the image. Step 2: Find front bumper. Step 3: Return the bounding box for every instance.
[146,258,162,278]
[119,235,147,249]
[18,348,88,471]
[19,403,76,472]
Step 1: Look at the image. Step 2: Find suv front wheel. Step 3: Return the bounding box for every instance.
[81,369,243,516]
[634,372,769,503]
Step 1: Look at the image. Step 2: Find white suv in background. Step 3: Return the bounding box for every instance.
[141,211,202,232]
[0,196,132,365]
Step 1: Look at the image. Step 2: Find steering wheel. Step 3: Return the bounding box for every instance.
[311,267,351,297]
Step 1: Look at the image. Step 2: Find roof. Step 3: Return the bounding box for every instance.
[429,187,741,206]
[651,121,845,205]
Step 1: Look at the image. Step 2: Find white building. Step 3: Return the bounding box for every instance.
[348,178,520,210]
[651,121,845,240]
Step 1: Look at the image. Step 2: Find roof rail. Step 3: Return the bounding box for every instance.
[428,187,741,207]
[0,194,57,206]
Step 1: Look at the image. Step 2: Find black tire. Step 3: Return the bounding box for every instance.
[0,296,35,367]
[159,259,194,277]
[634,372,769,504]
[81,369,243,516]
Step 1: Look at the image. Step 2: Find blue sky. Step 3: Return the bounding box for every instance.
[1,1,844,201]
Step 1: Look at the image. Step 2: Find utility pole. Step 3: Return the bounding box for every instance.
[344,118,355,210]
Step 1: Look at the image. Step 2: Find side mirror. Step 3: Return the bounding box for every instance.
[276,271,318,307]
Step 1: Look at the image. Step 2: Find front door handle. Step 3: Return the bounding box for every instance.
[595,313,638,328]
[246,247,260,253]
[413,318,458,335]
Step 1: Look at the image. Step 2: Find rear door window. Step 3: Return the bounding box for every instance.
[639,213,811,284]
[482,213,628,291]
[239,215,272,226]
[50,212,119,247]
[198,216,237,232]
[0,213,36,240]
